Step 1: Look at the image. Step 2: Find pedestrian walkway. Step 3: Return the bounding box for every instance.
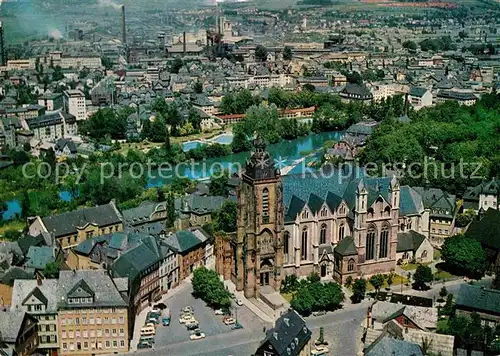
[223,279,275,324]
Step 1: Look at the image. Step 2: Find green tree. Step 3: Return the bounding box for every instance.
[101,56,113,70]
[345,276,353,288]
[212,200,237,233]
[193,82,203,93]
[171,57,183,74]
[156,188,166,202]
[52,65,64,81]
[188,108,202,132]
[79,108,128,140]
[439,286,448,298]
[21,191,31,219]
[281,274,300,293]
[166,192,176,228]
[0,201,7,222]
[307,272,321,283]
[283,46,293,60]
[231,124,250,153]
[413,264,433,290]
[255,45,268,62]
[441,234,488,279]
[192,267,232,309]
[209,171,229,196]
[352,278,366,303]
[441,293,454,316]
[387,273,394,289]
[3,230,23,241]
[402,40,418,51]
[369,274,385,293]
[43,261,60,278]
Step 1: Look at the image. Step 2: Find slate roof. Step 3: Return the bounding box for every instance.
[335,236,357,256]
[341,83,373,99]
[111,234,162,282]
[365,337,423,356]
[412,187,455,217]
[465,208,500,251]
[397,230,427,253]
[16,234,46,256]
[164,228,209,254]
[41,201,122,238]
[0,267,35,286]
[456,284,500,316]
[0,310,28,343]
[257,309,311,356]
[282,172,402,222]
[11,279,58,313]
[409,87,428,98]
[25,246,56,270]
[57,270,127,309]
[55,139,77,154]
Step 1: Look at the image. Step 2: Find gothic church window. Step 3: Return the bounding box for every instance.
[301,227,308,260]
[366,226,376,260]
[379,225,389,259]
[301,210,309,219]
[320,224,327,244]
[284,231,290,256]
[338,223,345,241]
[320,208,328,217]
[348,259,355,272]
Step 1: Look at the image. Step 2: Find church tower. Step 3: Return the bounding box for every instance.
[235,136,284,299]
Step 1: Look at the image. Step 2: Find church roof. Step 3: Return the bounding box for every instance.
[334,236,357,256]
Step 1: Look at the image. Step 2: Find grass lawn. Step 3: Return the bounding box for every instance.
[367,274,409,291]
[434,270,454,280]
[281,292,295,303]
[0,220,25,238]
[400,262,432,271]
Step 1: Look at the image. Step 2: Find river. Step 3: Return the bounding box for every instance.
[2,131,343,220]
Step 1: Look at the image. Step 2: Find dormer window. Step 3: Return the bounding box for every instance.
[302,210,309,219]
[320,208,328,217]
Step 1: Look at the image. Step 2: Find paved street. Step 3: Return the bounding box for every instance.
[134,285,370,356]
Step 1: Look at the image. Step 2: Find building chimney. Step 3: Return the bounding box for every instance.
[121,5,127,46]
[183,32,186,56]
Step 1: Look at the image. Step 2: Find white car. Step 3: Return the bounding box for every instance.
[179,315,196,324]
[223,317,236,325]
[190,331,206,340]
[236,299,243,306]
[214,309,224,315]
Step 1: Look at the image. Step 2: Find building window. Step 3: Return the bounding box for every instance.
[421,250,428,260]
[262,188,269,223]
[320,208,328,217]
[302,210,309,219]
[301,227,308,260]
[320,224,327,244]
[113,341,117,348]
[120,340,125,348]
[348,259,355,272]
[283,231,289,256]
[366,226,376,261]
[379,225,389,259]
[338,223,345,241]
[105,341,110,348]
[63,343,67,350]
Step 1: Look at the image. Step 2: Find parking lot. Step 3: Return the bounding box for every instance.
[151,284,265,348]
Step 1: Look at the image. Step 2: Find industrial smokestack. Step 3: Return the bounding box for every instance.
[0,21,6,66]
[183,32,186,56]
[121,5,127,46]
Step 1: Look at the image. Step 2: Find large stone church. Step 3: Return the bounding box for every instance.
[216,137,429,299]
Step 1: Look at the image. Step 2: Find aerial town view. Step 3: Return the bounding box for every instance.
[0,0,499,355]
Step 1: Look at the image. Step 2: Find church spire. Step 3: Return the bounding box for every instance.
[243,135,279,181]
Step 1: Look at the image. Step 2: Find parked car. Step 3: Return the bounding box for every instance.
[139,336,155,344]
[137,341,153,349]
[153,303,167,310]
[179,315,196,324]
[311,345,329,355]
[181,306,194,313]
[224,317,236,325]
[162,317,170,326]
[231,322,243,330]
[185,320,199,330]
[235,299,243,306]
[151,307,161,313]
[140,325,156,337]
[214,309,224,315]
[190,330,206,340]
[312,311,327,317]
